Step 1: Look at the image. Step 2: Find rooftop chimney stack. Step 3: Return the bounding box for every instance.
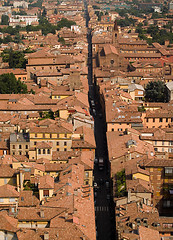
[44,232,49,240]
[40,209,44,218]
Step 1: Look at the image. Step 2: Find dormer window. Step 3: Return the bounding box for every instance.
[110,59,114,65]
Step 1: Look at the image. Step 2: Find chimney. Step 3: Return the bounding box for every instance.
[40,209,44,218]
[165,40,169,46]
[65,212,68,220]
[44,232,49,240]
[19,170,23,191]
[127,189,131,203]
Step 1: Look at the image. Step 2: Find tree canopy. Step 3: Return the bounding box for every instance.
[0,73,27,94]
[145,81,168,102]
[0,17,76,36]
[1,49,27,69]
[1,15,9,25]
[9,50,27,69]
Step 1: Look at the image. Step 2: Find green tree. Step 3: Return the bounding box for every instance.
[39,110,55,120]
[57,18,76,29]
[58,37,65,45]
[0,73,27,94]
[115,169,127,197]
[145,81,168,102]
[8,49,27,69]
[29,0,43,8]
[42,7,47,17]
[1,15,9,25]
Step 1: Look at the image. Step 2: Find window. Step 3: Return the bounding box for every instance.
[57,142,59,146]
[165,167,173,175]
[21,197,24,201]
[43,149,45,154]
[163,223,173,228]
[64,134,67,138]
[47,149,50,154]
[85,172,89,178]
[163,200,171,208]
[26,145,28,149]
[9,198,15,202]
[13,178,16,185]
[19,145,22,149]
[155,141,157,145]
[64,142,67,146]
[57,148,59,151]
[0,198,4,202]
[146,118,148,122]
[64,148,67,151]
[157,175,161,180]
[38,149,41,154]
[35,134,37,138]
[110,59,114,65]
[34,142,37,146]
[153,118,155,122]
[166,118,168,122]
[112,128,114,132]
[13,145,15,149]
[159,118,163,122]
[43,190,49,197]
[19,152,22,155]
[169,148,172,153]
[23,77,26,80]
[154,148,158,151]
[162,141,164,146]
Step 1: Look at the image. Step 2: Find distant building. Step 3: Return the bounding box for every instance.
[13,1,28,9]
[169,1,173,10]
[9,15,38,26]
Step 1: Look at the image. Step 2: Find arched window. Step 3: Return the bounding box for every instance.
[110,59,114,65]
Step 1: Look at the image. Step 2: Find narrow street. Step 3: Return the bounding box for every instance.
[84,1,116,239]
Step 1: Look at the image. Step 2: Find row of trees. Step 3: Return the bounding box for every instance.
[117,17,136,27]
[0,17,76,36]
[136,24,173,45]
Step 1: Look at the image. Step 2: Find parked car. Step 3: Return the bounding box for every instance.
[106,194,110,200]
[106,181,109,189]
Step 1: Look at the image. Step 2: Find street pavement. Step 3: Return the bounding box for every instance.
[85,2,116,239]
[93,111,116,240]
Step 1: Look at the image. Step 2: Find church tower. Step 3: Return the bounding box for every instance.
[112,20,119,48]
